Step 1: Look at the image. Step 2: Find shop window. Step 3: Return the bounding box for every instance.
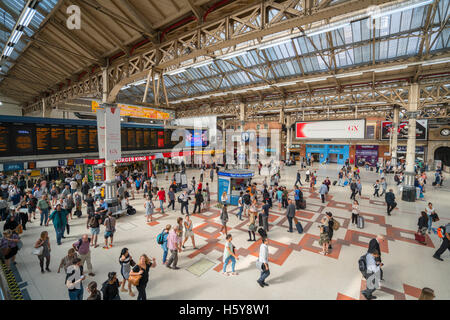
[366,125,375,139]
[264,124,268,129]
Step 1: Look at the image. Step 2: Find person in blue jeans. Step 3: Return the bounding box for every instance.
[37,194,50,226]
[425,202,435,234]
[257,237,270,287]
[49,204,68,245]
[160,225,171,264]
[66,258,85,300]
[237,192,244,221]
[222,234,239,276]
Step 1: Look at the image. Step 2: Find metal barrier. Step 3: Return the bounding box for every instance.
[0,262,24,300]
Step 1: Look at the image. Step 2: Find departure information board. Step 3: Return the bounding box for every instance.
[136,129,143,149]
[51,126,64,152]
[36,125,51,152]
[13,126,34,154]
[121,129,127,150]
[88,127,97,151]
[157,131,164,148]
[144,130,151,149]
[65,127,77,151]
[127,129,136,150]
[77,127,88,151]
[0,124,9,154]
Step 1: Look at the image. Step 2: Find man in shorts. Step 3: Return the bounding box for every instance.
[87,210,102,248]
[103,212,116,249]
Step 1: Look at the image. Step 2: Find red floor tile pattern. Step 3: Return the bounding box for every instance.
[343,230,390,253]
[338,280,422,300]
[385,225,435,248]
[296,234,343,259]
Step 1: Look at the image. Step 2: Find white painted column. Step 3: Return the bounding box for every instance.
[391,105,400,167]
[239,102,246,169]
[402,83,419,202]
[286,115,291,161]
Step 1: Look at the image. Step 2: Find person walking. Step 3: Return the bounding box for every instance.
[373,180,380,197]
[160,225,171,265]
[319,181,328,203]
[380,178,387,197]
[237,192,244,221]
[432,223,450,261]
[182,215,197,249]
[356,179,362,198]
[179,191,189,215]
[34,231,51,273]
[425,202,435,234]
[350,179,357,200]
[368,235,385,281]
[0,230,20,267]
[101,272,121,300]
[294,185,303,209]
[167,187,175,211]
[417,211,428,243]
[144,195,155,223]
[318,224,330,255]
[37,194,50,226]
[193,190,203,214]
[129,254,156,300]
[49,204,68,246]
[294,170,303,187]
[103,212,116,249]
[66,258,85,300]
[385,189,396,216]
[361,250,381,300]
[261,202,270,232]
[222,234,239,276]
[324,212,335,250]
[119,248,135,297]
[248,203,257,241]
[86,281,102,300]
[256,237,270,288]
[286,199,296,233]
[351,200,360,226]
[72,234,95,276]
[87,210,102,248]
[166,226,182,270]
[220,203,229,236]
[157,187,166,214]
[58,248,78,274]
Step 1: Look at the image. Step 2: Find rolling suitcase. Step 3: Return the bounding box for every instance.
[357,215,364,229]
[299,200,306,209]
[332,181,337,186]
[415,232,426,244]
[74,209,82,218]
[258,227,267,238]
[295,221,303,234]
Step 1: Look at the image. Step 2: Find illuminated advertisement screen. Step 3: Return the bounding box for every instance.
[13,126,34,154]
[185,129,208,147]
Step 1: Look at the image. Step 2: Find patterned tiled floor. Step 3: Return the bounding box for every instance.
[5,164,450,300]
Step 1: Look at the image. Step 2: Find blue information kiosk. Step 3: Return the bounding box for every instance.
[217,169,254,206]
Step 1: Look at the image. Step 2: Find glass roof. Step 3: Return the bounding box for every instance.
[0,0,59,74]
[116,1,450,103]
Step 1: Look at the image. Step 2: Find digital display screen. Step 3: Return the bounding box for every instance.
[136,129,143,149]
[88,127,97,151]
[0,124,9,155]
[121,128,127,150]
[13,126,34,153]
[77,127,88,151]
[65,127,77,151]
[150,131,157,148]
[157,131,164,148]
[51,126,65,152]
[127,129,136,150]
[144,130,151,149]
[185,129,208,147]
[36,125,51,152]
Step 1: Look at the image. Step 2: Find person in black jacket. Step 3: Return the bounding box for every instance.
[368,235,385,281]
[385,189,396,216]
[193,190,203,214]
[417,211,428,235]
[101,272,121,300]
[324,212,335,250]
[294,170,303,187]
[350,180,357,200]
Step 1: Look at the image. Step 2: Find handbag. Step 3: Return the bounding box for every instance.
[31,246,44,256]
[255,260,263,272]
[16,224,23,234]
[128,273,142,286]
[431,213,439,222]
[249,223,256,232]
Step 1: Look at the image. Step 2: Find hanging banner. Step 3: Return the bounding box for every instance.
[104,106,121,161]
[92,101,171,120]
[96,108,106,158]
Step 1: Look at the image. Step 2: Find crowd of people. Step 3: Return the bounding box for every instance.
[0,156,448,300]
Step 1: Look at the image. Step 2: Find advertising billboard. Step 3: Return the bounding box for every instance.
[295,120,365,139]
[381,120,427,140]
[185,130,208,147]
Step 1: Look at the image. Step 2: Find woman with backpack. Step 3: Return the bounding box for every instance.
[158,225,171,264]
[119,248,135,296]
[144,194,155,223]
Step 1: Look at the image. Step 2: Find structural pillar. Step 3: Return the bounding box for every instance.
[286,115,291,161]
[391,105,400,168]
[402,84,420,202]
[239,102,246,169]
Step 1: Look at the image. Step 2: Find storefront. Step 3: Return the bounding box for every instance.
[305,144,349,165]
[355,145,379,167]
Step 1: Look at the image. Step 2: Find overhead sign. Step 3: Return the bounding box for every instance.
[92,101,171,120]
[104,107,121,161]
[295,120,365,139]
[381,120,428,140]
[96,108,106,158]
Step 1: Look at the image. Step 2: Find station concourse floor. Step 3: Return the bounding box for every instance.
[4,163,450,300]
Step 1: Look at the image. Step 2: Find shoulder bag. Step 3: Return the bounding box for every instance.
[129,272,142,286]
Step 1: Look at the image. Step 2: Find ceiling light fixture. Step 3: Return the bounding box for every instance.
[166,68,187,76]
[18,5,37,28]
[303,76,330,83]
[192,59,214,69]
[421,58,450,66]
[335,71,364,78]
[373,65,409,73]
[371,0,433,19]
[305,22,350,37]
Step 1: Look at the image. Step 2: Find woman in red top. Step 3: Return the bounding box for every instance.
[157,188,166,214]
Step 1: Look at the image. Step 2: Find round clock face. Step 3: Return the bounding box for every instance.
[440,128,450,136]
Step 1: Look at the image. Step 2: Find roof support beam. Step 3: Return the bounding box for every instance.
[185,0,204,21]
[118,0,158,35]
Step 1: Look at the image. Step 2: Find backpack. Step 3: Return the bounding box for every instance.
[156,230,165,245]
[437,226,446,239]
[394,175,399,182]
[89,215,99,228]
[358,253,368,274]
[331,218,340,231]
[243,194,251,205]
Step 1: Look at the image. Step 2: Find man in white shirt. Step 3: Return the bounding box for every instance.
[70,179,78,195]
[361,250,381,300]
[257,237,270,288]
